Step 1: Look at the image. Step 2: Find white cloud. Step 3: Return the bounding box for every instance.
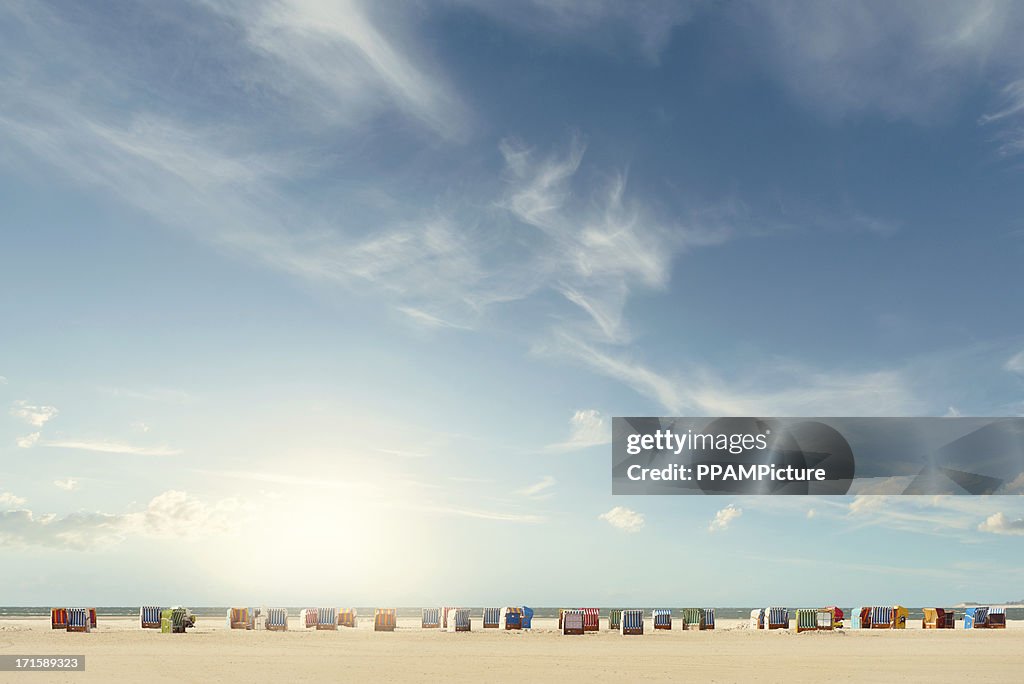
[516,475,556,499]
[209,0,471,139]
[53,478,79,491]
[10,400,58,427]
[545,332,921,416]
[978,511,1024,536]
[41,439,181,456]
[131,421,151,433]
[739,1,1024,123]
[1005,350,1024,374]
[16,432,40,449]
[599,506,645,532]
[708,504,742,532]
[0,490,240,550]
[0,492,27,508]
[545,409,611,452]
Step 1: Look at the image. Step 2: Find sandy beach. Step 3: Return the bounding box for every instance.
[1,617,1021,683]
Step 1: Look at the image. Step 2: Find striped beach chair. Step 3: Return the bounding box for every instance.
[988,607,1006,629]
[620,609,644,635]
[67,608,91,633]
[795,609,817,633]
[502,606,524,630]
[375,608,397,632]
[441,606,455,631]
[140,606,163,629]
[300,609,317,629]
[870,606,893,629]
[766,607,789,630]
[482,607,501,629]
[562,609,585,635]
[582,608,600,632]
[316,607,337,630]
[160,608,190,634]
[522,606,534,629]
[452,608,471,632]
[88,608,97,629]
[247,607,265,630]
[227,607,249,629]
[682,608,705,631]
[51,608,68,630]
[337,608,358,628]
[266,608,288,631]
[608,609,622,631]
[749,608,764,629]
[703,608,716,630]
[652,609,672,630]
[964,607,989,629]
[423,608,441,629]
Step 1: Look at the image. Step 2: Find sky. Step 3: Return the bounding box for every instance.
[2,0,1024,607]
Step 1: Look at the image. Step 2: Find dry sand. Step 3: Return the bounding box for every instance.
[1,617,1021,683]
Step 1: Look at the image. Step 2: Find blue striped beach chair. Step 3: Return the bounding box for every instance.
[422,608,441,628]
[317,607,337,630]
[483,607,501,629]
[870,606,893,629]
[452,608,471,632]
[703,608,716,630]
[266,608,288,631]
[652,609,672,630]
[750,608,764,629]
[67,608,91,633]
[620,609,644,635]
[140,606,162,629]
[766,607,789,630]
[963,607,989,629]
[988,607,1006,629]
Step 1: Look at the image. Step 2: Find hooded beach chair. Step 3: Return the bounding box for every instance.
[682,608,705,631]
[964,607,989,629]
[422,607,441,628]
[51,608,68,630]
[316,607,337,630]
[452,608,471,632]
[794,609,817,633]
[652,609,672,630]
[582,608,600,632]
[227,607,249,629]
[620,609,644,635]
[749,608,764,629]
[608,609,622,631]
[501,606,524,630]
[561,609,585,635]
[266,608,288,631]
[482,607,501,629]
[988,607,1006,628]
[337,608,358,628]
[374,608,397,631]
[522,606,534,629]
[140,606,163,629]
[66,608,91,633]
[766,607,789,630]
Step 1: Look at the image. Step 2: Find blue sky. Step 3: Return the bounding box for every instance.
[2,0,1024,607]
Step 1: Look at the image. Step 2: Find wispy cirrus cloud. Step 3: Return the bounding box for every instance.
[516,475,556,499]
[455,0,704,63]
[38,439,182,456]
[737,1,1024,123]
